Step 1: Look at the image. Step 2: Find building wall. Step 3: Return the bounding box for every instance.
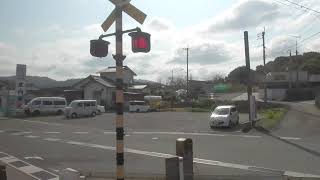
[267,88,286,100]
[83,81,115,107]
[100,71,134,85]
[0,91,8,116]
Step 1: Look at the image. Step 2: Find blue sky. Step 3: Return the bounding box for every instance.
[0,0,319,81]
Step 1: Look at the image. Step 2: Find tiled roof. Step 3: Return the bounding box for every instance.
[97,66,137,76]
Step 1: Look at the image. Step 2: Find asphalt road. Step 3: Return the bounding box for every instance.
[0,111,320,179]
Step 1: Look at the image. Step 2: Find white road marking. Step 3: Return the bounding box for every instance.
[24,156,44,160]
[44,132,61,134]
[25,135,39,138]
[0,130,5,133]
[152,137,159,140]
[103,131,115,134]
[72,132,89,134]
[21,119,63,126]
[279,137,301,140]
[44,138,61,142]
[0,151,59,179]
[12,131,32,135]
[132,131,261,138]
[49,168,60,172]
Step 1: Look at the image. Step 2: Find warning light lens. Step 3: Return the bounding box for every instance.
[129,31,151,53]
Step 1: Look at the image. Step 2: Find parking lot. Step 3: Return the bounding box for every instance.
[22,111,250,133]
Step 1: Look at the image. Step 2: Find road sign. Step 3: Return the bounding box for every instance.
[101,0,146,32]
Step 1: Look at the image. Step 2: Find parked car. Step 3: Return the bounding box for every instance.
[97,105,105,114]
[65,100,98,118]
[129,100,150,113]
[209,105,239,128]
[24,97,67,116]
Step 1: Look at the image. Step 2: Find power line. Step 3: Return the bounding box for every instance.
[282,0,320,15]
[272,0,308,13]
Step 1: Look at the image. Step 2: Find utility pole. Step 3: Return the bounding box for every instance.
[244,31,253,126]
[183,47,189,98]
[171,69,174,85]
[288,50,292,88]
[262,28,267,102]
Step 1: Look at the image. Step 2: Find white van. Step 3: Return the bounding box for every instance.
[129,101,150,113]
[65,100,98,118]
[24,97,67,116]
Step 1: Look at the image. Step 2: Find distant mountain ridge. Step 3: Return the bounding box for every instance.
[0,76,161,89]
[0,76,83,89]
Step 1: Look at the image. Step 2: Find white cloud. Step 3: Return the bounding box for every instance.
[204,0,282,33]
[1,0,320,82]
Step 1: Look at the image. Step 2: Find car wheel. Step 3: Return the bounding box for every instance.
[56,110,63,115]
[98,110,101,114]
[71,113,77,119]
[91,112,96,117]
[32,110,40,116]
[136,109,140,113]
[236,116,239,125]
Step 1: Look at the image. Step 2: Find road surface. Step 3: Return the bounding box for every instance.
[0,112,320,179]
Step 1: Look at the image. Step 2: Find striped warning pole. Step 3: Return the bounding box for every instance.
[113,6,125,180]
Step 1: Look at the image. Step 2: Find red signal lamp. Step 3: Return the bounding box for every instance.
[90,39,110,57]
[128,31,151,53]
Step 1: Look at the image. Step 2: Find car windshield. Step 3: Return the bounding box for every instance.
[213,108,230,115]
[2,1,320,179]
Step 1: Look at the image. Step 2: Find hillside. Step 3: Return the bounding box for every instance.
[0,76,83,89]
[256,52,320,74]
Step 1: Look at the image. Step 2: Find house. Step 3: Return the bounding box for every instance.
[263,71,320,100]
[188,80,214,99]
[71,66,146,110]
[72,75,116,109]
[128,85,150,94]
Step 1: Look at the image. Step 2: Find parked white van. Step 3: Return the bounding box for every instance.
[129,101,150,113]
[24,97,67,116]
[65,100,98,118]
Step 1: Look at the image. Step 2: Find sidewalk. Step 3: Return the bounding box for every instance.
[269,100,320,117]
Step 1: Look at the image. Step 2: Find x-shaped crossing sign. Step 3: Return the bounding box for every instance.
[101,0,147,32]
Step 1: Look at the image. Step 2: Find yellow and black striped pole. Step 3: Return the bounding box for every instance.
[113,6,125,180]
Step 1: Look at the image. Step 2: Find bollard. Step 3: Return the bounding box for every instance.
[0,165,6,180]
[176,138,193,180]
[166,157,180,180]
[60,168,81,180]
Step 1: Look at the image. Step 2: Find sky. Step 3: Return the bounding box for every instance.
[1,0,320,83]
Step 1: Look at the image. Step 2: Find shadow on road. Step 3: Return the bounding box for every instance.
[210,123,246,132]
[246,125,320,159]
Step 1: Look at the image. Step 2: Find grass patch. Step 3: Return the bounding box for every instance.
[257,108,288,129]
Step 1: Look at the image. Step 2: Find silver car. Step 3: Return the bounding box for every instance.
[209,105,239,128]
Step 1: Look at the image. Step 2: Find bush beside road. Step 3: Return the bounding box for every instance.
[257,108,288,130]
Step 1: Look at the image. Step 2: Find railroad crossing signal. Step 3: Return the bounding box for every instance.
[101,0,147,32]
[91,0,150,57]
[90,1,150,180]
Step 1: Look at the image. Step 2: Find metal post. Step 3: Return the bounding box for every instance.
[244,31,253,125]
[186,47,189,98]
[289,50,292,88]
[113,6,125,180]
[179,157,184,180]
[262,30,267,102]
